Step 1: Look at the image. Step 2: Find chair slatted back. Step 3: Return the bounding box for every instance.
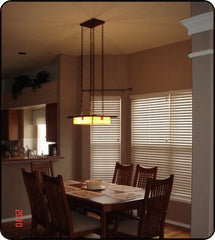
[112,162,133,186]
[138,175,174,238]
[31,161,54,181]
[22,168,49,228]
[42,174,74,237]
[133,165,157,189]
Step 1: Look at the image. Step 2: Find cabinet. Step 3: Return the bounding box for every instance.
[1,110,22,141]
[46,103,57,142]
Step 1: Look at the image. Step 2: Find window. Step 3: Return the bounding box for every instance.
[131,90,192,202]
[37,124,55,155]
[90,96,121,182]
[37,124,49,155]
[33,109,54,155]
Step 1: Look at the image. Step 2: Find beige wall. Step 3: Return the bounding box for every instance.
[81,55,129,179]
[80,41,192,225]
[1,163,32,220]
[191,1,213,16]
[128,40,192,94]
[2,40,192,225]
[126,39,192,166]
[126,39,192,163]
[2,81,57,110]
[1,64,59,219]
[55,54,80,179]
[80,40,193,178]
[127,40,192,226]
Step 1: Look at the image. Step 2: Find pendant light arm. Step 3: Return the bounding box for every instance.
[70,18,112,125]
[92,27,95,115]
[101,24,104,116]
[89,28,92,115]
[80,26,84,115]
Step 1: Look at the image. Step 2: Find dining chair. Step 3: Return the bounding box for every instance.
[112,162,133,186]
[42,173,101,238]
[132,165,158,217]
[109,162,134,222]
[133,164,157,189]
[22,168,50,237]
[109,175,174,238]
[31,161,54,181]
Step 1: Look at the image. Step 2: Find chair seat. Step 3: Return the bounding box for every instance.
[108,175,174,238]
[42,174,101,238]
[71,211,100,233]
[108,218,139,236]
[131,209,138,217]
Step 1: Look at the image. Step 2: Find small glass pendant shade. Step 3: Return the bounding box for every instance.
[73,116,111,125]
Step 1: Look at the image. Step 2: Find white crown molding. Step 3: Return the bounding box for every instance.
[180,11,213,36]
[188,49,214,58]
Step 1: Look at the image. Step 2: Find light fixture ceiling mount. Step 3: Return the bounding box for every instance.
[68,18,112,125]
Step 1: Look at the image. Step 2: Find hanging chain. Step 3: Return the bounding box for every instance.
[101,24,104,116]
[80,20,105,117]
[92,27,95,115]
[80,26,84,115]
[89,27,96,115]
[89,28,93,115]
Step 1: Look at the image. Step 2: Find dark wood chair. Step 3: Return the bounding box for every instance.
[22,168,50,237]
[132,165,157,217]
[42,173,101,238]
[112,162,133,186]
[31,161,54,181]
[109,175,174,238]
[133,164,157,189]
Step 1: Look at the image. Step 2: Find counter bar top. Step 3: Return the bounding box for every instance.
[2,156,64,164]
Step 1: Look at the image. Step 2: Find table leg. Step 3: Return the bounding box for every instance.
[101,211,107,238]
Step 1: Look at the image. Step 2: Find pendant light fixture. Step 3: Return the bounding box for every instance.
[68,18,112,125]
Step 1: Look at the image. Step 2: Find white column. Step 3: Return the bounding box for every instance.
[181,11,214,238]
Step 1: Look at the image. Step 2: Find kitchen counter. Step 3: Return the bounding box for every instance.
[2,156,64,164]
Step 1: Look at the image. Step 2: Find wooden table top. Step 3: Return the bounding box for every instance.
[64,180,145,238]
[64,180,145,206]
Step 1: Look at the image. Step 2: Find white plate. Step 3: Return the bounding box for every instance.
[82,185,106,191]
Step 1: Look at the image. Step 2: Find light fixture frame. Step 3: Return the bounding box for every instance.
[68,18,113,125]
[73,115,111,125]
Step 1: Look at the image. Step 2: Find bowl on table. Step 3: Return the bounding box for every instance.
[85,179,104,190]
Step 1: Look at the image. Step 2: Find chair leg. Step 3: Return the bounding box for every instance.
[31,220,37,237]
[44,227,50,237]
[159,230,164,238]
[50,230,57,238]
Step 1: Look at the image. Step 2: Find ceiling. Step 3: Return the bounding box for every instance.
[2,2,191,77]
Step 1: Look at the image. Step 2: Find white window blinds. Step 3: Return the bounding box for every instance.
[131,90,192,202]
[90,96,121,182]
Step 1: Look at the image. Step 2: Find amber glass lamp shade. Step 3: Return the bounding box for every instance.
[73,115,111,125]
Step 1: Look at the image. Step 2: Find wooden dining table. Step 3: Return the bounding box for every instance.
[64,180,145,238]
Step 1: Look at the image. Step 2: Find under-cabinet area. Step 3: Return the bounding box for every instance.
[1,103,58,159]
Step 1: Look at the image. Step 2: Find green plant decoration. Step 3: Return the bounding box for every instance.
[11,71,50,99]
